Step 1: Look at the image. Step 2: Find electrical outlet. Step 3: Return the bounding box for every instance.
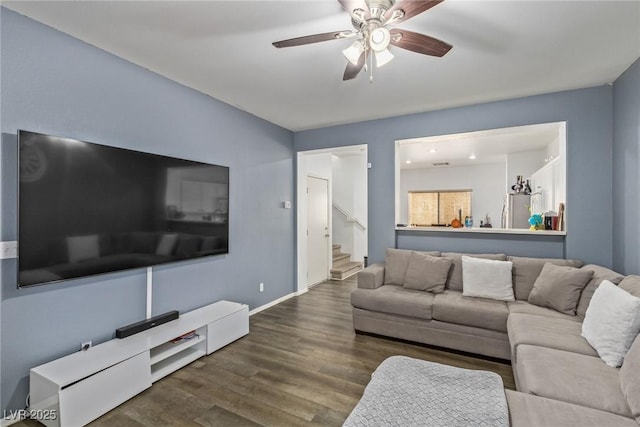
[0,241,18,259]
[259,282,264,293]
[81,341,92,351]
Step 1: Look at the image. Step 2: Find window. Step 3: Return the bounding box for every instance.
[408,190,472,226]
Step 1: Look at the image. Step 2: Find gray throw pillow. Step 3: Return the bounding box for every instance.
[403,252,452,293]
[576,264,624,318]
[384,248,413,285]
[528,263,594,315]
[384,248,440,285]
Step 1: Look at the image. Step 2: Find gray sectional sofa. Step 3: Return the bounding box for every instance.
[351,248,640,426]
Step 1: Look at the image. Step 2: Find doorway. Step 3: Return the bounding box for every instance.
[296,145,368,294]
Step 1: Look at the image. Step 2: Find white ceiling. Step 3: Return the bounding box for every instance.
[4,0,640,131]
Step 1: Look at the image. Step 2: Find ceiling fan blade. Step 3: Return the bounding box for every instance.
[389,29,452,57]
[383,0,444,25]
[273,30,355,48]
[337,0,371,20]
[343,51,367,80]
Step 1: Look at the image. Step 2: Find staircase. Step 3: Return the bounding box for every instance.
[330,244,363,280]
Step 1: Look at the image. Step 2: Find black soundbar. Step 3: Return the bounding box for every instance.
[115,310,179,339]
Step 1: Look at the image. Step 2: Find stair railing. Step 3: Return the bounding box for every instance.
[332,202,367,231]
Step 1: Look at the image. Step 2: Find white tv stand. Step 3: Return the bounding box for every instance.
[29,300,249,427]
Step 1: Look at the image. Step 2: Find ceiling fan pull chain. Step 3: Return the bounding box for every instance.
[370,51,374,83]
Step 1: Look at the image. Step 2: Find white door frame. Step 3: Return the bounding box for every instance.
[296,144,368,294]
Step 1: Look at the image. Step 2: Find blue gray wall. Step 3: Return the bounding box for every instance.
[0,9,294,411]
[613,57,640,276]
[295,86,614,268]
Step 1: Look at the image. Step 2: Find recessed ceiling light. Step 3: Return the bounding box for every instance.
[428,148,437,153]
[405,160,412,164]
[469,153,477,160]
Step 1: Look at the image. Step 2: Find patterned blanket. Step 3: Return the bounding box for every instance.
[343,356,509,427]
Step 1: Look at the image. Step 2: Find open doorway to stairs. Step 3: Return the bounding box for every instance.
[297,145,368,294]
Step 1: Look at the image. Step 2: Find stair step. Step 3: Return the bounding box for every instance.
[330,261,363,280]
[332,253,351,266]
[332,244,342,256]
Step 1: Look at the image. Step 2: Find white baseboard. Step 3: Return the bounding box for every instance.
[2,414,25,426]
[249,288,308,316]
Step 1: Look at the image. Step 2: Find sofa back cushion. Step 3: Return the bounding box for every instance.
[384,248,440,285]
[619,275,640,298]
[577,264,625,318]
[508,256,583,300]
[441,253,506,291]
[620,333,640,423]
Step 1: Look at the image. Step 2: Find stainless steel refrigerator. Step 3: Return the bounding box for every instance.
[505,194,531,229]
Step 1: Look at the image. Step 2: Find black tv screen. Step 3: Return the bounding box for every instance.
[18,130,229,287]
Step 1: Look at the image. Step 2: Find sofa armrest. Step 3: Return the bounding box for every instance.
[357,263,385,289]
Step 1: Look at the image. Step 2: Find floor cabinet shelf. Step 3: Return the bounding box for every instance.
[149,329,206,365]
[151,347,206,382]
[30,300,249,427]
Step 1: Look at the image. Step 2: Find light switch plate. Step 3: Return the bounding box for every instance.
[283,201,292,209]
[0,241,18,259]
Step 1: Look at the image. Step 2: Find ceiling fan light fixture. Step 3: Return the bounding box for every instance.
[370,27,391,51]
[374,48,394,67]
[342,40,365,65]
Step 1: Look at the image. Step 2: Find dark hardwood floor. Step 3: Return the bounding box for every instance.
[20,278,514,426]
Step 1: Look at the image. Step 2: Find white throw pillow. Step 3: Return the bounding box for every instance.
[462,256,515,301]
[582,280,640,367]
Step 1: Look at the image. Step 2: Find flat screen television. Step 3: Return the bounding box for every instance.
[18,130,229,288]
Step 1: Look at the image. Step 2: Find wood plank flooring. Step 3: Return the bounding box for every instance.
[19,278,514,426]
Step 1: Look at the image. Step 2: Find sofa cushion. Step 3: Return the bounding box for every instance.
[461,256,514,301]
[384,248,441,285]
[507,301,581,322]
[508,256,583,301]
[527,263,593,315]
[515,345,632,418]
[403,252,451,293]
[506,390,639,427]
[432,290,509,332]
[508,313,597,362]
[351,285,435,320]
[582,280,640,367]
[619,275,640,298]
[577,264,624,318]
[442,253,507,291]
[620,334,640,423]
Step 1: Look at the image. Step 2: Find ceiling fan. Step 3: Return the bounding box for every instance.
[272,0,452,81]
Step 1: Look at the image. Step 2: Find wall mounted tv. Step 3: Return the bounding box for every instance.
[18,130,229,288]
